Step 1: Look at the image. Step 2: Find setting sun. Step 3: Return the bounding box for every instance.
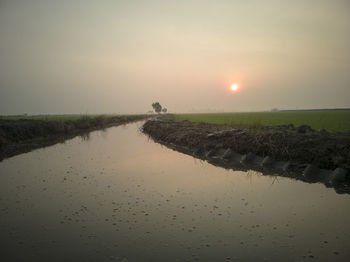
[231,84,238,91]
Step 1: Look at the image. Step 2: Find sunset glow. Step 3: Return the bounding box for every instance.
[231,84,238,91]
[1,1,350,261]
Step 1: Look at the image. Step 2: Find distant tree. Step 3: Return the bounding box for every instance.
[152,102,162,114]
[162,108,167,114]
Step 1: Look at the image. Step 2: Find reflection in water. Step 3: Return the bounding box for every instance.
[79,132,91,141]
[0,122,350,262]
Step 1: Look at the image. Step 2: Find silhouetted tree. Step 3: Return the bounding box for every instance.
[152,102,162,114]
[162,108,167,113]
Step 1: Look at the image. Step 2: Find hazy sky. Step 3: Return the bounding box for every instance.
[1,0,349,114]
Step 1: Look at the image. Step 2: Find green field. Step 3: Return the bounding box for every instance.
[173,111,350,132]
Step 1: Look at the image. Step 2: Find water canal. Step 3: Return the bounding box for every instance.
[1,121,349,261]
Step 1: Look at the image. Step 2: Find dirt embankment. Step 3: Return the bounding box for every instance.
[142,119,350,193]
[0,115,150,161]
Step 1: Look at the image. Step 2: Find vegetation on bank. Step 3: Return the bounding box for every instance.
[0,114,150,160]
[143,119,350,192]
[0,114,149,147]
[173,110,350,132]
[0,114,131,121]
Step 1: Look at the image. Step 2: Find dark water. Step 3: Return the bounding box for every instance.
[1,122,349,262]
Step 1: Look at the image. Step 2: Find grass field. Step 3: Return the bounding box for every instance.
[173,111,350,132]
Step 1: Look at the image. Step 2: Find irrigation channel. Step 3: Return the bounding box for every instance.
[0,121,349,262]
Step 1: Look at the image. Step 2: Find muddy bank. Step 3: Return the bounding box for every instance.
[0,115,150,161]
[142,118,350,193]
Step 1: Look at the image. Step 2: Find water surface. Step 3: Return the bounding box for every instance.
[1,122,349,261]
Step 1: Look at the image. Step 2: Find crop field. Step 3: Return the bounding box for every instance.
[173,110,350,132]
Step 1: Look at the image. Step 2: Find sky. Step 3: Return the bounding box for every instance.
[0,0,349,115]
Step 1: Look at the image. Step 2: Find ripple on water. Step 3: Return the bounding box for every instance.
[0,122,350,261]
